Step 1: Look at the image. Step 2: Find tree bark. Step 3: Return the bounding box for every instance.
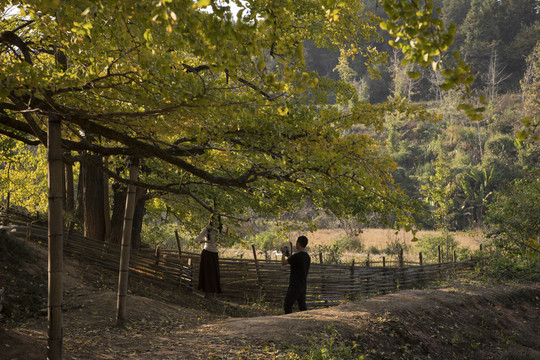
[116,158,139,327]
[64,155,74,213]
[81,154,106,241]
[103,156,111,240]
[109,181,126,245]
[109,181,146,249]
[47,114,63,360]
[131,187,147,250]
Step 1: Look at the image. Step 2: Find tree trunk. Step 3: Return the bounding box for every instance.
[64,156,74,213]
[109,182,146,249]
[103,156,111,240]
[116,158,139,327]
[81,154,106,241]
[131,187,147,250]
[109,181,126,245]
[47,115,64,360]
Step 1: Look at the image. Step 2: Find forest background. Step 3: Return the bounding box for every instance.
[1,0,539,265]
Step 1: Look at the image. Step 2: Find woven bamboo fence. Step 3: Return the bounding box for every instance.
[0,223,475,308]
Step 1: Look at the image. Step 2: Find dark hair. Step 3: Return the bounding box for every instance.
[297,235,308,248]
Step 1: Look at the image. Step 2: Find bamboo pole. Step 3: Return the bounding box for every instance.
[251,245,263,294]
[47,114,64,360]
[116,158,139,327]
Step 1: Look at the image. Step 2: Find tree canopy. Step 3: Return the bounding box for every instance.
[1,0,494,234]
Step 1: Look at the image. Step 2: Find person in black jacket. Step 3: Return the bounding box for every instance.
[281,235,311,314]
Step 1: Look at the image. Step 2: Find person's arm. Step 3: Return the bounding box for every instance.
[194,228,208,243]
[280,246,289,265]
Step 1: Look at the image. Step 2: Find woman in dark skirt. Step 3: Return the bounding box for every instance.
[194,218,222,299]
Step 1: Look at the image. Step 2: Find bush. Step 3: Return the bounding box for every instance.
[334,236,364,252]
[318,243,344,264]
[414,234,471,263]
[384,237,409,257]
[473,243,540,283]
[248,227,288,251]
[484,177,540,258]
[367,245,381,255]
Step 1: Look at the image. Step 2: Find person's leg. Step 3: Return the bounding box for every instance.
[284,286,298,314]
[297,289,307,311]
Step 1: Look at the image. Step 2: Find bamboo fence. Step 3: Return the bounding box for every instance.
[0,223,475,308]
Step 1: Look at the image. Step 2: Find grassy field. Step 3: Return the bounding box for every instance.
[296,228,483,250]
[219,228,484,264]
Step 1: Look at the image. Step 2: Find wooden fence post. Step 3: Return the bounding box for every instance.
[174,230,186,290]
[419,252,423,266]
[319,252,323,264]
[155,246,160,266]
[349,259,355,299]
[399,248,404,267]
[438,245,441,264]
[252,245,263,294]
[26,223,31,241]
[382,256,386,267]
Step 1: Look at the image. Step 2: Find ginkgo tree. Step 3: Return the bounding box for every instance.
[0,0,432,230]
[0,0,475,358]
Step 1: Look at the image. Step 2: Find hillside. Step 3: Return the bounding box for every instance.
[1,234,539,359]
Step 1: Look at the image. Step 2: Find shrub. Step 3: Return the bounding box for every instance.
[335,236,364,252]
[414,234,471,263]
[367,245,381,255]
[473,243,540,283]
[248,227,288,251]
[384,237,409,256]
[318,243,344,264]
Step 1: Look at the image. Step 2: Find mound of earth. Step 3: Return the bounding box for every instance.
[1,234,539,359]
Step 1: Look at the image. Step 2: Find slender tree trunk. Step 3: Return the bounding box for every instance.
[131,187,147,250]
[103,156,111,240]
[109,181,126,244]
[47,114,63,360]
[82,154,106,240]
[109,182,146,249]
[75,160,84,226]
[116,158,139,327]
[64,156,74,213]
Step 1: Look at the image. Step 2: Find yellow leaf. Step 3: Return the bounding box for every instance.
[195,0,212,8]
[277,107,288,116]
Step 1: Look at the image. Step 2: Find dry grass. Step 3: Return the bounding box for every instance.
[215,228,484,263]
[293,228,484,251]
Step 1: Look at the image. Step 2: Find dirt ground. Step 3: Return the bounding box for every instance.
[1,237,539,359]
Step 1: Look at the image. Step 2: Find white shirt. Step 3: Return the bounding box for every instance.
[194,227,218,253]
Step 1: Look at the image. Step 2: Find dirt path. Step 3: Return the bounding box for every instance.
[2,282,539,359]
[1,236,539,359]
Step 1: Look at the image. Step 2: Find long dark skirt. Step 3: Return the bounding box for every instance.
[198,249,222,294]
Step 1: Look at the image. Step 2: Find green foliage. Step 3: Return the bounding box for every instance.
[473,245,540,283]
[484,177,540,257]
[0,143,48,215]
[334,236,364,253]
[0,0,426,236]
[384,237,409,257]
[367,245,382,255]
[421,156,457,231]
[380,0,483,119]
[248,227,288,251]
[318,243,344,264]
[141,221,180,250]
[279,324,365,360]
[415,234,471,262]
